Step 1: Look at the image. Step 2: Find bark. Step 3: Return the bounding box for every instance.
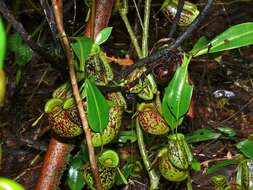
[35,138,71,190]
[83,0,114,38]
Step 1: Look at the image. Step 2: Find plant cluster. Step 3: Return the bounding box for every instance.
[1,0,253,190]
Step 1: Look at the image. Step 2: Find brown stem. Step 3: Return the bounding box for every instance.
[90,0,96,41]
[52,1,103,190]
[35,138,72,190]
[35,0,114,189]
[83,0,114,38]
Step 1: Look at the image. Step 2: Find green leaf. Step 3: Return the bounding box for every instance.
[185,128,221,143]
[195,22,253,56]
[85,79,109,132]
[71,37,93,71]
[95,27,113,45]
[0,177,25,190]
[14,46,33,66]
[116,164,131,185]
[162,55,193,129]
[190,36,209,55]
[117,130,137,143]
[0,17,6,69]
[191,158,201,171]
[79,82,87,100]
[79,142,89,162]
[236,139,253,159]
[7,33,22,52]
[8,33,33,66]
[217,127,236,138]
[67,158,85,190]
[207,159,238,174]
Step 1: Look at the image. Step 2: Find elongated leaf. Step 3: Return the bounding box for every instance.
[95,27,113,45]
[67,158,85,190]
[236,139,253,159]
[195,22,253,56]
[71,37,93,71]
[216,127,236,138]
[162,55,193,129]
[162,100,182,130]
[186,128,221,143]
[207,159,238,174]
[190,36,209,55]
[0,17,6,68]
[85,79,109,132]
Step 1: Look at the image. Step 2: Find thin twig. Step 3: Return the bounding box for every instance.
[118,0,143,58]
[39,0,59,46]
[169,0,214,49]
[116,47,172,80]
[0,1,65,72]
[132,0,144,30]
[142,0,152,57]
[210,97,253,127]
[52,1,103,190]
[91,0,96,41]
[168,0,184,39]
[117,0,214,80]
[137,2,159,187]
[136,119,159,190]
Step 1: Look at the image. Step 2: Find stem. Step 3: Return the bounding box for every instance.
[39,0,59,46]
[138,2,159,187]
[117,0,214,80]
[83,0,114,38]
[118,1,143,58]
[52,1,103,190]
[136,118,159,190]
[35,138,72,190]
[169,0,214,49]
[168,0,184,39]
[187,175,193,190]
[91,0,96,41]
[142,0,152,57]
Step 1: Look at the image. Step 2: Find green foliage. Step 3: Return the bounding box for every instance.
[8,33,33,66]
[67,158,86,190]
[117,130,137,143]
[162,55,193,129]
[191,158,201,171]
[85,79,109,133]
[71,37,93,71]
[0,17,6,69]
[67,143,88,190]
[0,177,25,190]
[216,127,236,138]
[207,159,238,174]
[185,128,221,143]
[190,36,209,55]
[193,22,253,56]
[95,27,113,45]
[236,139,253,159]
